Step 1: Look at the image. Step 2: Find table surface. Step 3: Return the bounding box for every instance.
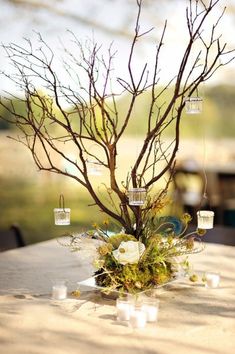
[0,238,235,354]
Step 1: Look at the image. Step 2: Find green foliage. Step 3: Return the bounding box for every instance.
[0,177,105,245]
[0,98,26,130]
[115,84,235,138]
[2,85,235,138]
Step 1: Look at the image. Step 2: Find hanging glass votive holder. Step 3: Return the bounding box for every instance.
[185,97,203,114]
[197,210,214,229]
[87,160,102,176]
[128,188,146,206]
[54,194,71,226]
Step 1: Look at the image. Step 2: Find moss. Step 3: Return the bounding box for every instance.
[95,254,175,293]
[108,233,136,249]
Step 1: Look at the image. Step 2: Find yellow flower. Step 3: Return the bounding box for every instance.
[103,219,109,226]
[189,274,198,282]
[93,259,105,269]
[185,237,194,250]
[151,198,168,214]
[92,222,99,229]
[71,289,81,298]
[181,213,192,224]
[152,234,163,243]
[98,244,112,256]
[197,228,206,236]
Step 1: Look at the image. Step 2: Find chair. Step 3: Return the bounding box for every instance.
[173,161,225,225]
[217,172,235,227]
[0,224,25,252]
[173,161,207,222]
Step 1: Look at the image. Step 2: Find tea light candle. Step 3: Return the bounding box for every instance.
[197,210,214,229]
[185,97,203,114]
[128,188,146,206]
[205,272,220,288]
[54,208,71,225]
[116,298,133,321]
[129,308,147,329]
[87,161,102,176]
[142,299,159,322]
[52,282,67,300]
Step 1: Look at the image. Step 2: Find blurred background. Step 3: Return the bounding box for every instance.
[0,0,235,246]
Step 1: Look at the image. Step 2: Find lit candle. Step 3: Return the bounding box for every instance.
[205,272,220,288]
[142,298,159,322]
[116,298,133,321]
[129,307,147,329]
[197,210,214,229]
[52,281,67,300]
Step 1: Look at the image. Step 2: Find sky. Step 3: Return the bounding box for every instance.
[0,0,235,96]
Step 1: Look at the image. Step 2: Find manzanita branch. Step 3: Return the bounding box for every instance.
[0,0,234,237]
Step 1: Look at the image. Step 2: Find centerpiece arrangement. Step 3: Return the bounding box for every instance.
[70,211,206,295]
[0,0,233,295]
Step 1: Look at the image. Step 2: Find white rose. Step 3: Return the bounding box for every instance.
[112,240,145,265]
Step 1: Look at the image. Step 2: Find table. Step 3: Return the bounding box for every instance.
[0,239,235,354]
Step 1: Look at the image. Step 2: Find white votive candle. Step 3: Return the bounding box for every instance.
[129,308,147,329]
[205,272,220,289]
[116,299,133,321]
[197,210,214,229]
[52,283,67,300]
[142,299,159,322]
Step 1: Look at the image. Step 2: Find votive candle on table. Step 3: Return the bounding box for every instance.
[205,272,220,288]
[116,298,134,321]
[52,280,67,300]
[142,298,159,323]
[129,306,147,329]
[197,210,214,229]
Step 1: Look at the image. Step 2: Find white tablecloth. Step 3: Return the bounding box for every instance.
[0,239,235,354]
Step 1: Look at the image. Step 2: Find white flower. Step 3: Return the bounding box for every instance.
[112,240,145,265]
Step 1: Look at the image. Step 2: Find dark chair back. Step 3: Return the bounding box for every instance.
[203,226,235,246]
[0,224,25,252]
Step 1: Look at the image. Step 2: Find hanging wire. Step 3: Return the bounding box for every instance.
[197,83,211,216]
[59,194,65,210]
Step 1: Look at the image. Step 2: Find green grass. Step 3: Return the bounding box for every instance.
[0,177,106,245]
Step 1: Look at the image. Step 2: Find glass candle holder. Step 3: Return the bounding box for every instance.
[205,272,220,289]
[142,298,159,323]
[128,188,146,206]
[185,97,203,114]
[52,280,67,300]
[197,210,214,229]
[129,305,147,329]
[54,208,71,225]
[87,160,102,176]
[116,298,134,321]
